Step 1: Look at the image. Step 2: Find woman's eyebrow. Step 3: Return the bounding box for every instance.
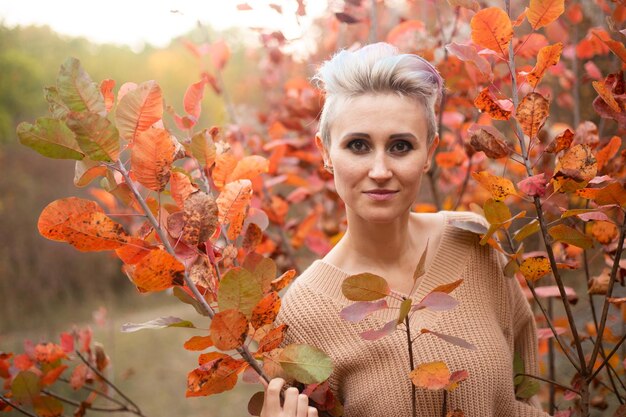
[341,132,418,140]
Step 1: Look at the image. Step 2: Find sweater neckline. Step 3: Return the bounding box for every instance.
[300,211,478,328]
[305,210,476,303]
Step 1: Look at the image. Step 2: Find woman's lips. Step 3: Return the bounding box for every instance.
[363,191,399,201]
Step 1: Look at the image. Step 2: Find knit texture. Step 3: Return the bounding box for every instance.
[275,210,550,417]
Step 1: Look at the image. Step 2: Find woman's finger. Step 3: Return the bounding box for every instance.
[308,406,319,417]
[264,378,285,412]
[283,386,300,414]
[296,393,309,417]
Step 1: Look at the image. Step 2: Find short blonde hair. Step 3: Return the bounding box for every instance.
[312,42,443,147]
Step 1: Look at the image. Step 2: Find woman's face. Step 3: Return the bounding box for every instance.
[316,93,438,224]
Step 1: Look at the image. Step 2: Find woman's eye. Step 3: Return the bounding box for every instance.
[347,139,368,152]
[391,141,413,153]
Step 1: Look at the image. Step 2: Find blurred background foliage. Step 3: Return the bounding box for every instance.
[0,22,263,417]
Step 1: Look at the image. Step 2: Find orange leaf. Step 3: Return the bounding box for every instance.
[576,182,626,206]
[474,88,511,120]
[470,7,513,54]
[210,309,249,351]
[42,365,68,386]
[251,292,282,329]
[115,80,163,143]
[432,279,464,294]
[38,197,103,241]
[170,171,198,209]
[545,129,573,154]
[291,210,319,249]
[516,92,550,139]
[227,155,269,183]
[212,151,238,190]
[526,43,563,88]
[216,179,253,226]
[184,335,214,351]
[115,238,152,264]
[553,144,597,191]
[596,136,622,171]
[61,211,129,251]
[595,34,626,64]
[257,324,288,353]
[100,79,115,113]
[186,355,244,397]
[590,220,618,245]
[131,127,176,192]
[271,269,297,292]
[519,256,551,281]
[125,248,185,293]
[526,0,564,30]
[386,20,425,45]
[471,171,516,201]
[592,81,621,113]
[409,361,450,390]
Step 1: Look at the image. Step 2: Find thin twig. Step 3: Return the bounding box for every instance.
[57,377,128,409]
[75,350,141,414]
[590,333,626,381]
[514,373,578,394]
[0,394,39,417]
[41,390,139,414]
[405,314,417,417]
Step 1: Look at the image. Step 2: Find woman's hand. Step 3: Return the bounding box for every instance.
[260,377,318,417]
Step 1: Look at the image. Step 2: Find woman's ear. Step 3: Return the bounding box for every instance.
[314,133,331,167]
[424,134,439,172]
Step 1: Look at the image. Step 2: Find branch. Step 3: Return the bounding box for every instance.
[404,314,417,417]
[587,211,626,374]
[504,0,587,375]
[590,333,626,381]
[0,394,39,417]
[514,373,578,394]
[41,389,140,414]
[57,377,128,409]
[75,350,142,414]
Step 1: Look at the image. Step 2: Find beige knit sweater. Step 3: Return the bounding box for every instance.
[275,210,550,417]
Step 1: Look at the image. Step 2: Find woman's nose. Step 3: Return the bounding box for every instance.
[368,154,392,180]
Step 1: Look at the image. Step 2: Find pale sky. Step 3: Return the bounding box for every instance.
[0,0,328,50]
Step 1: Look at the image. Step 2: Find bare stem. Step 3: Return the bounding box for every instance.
[42,389,143,415]
[404,313,417,417]
[590,333,626,381]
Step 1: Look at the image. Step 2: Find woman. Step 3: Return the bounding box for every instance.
[260,42,548,417]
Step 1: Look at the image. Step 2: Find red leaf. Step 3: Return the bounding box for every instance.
[517,173,547,197]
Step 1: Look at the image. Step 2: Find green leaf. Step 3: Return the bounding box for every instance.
[121,316,195,332]
[342,273,390,301]
[397,298,412,324]
[513,219,540,242]
[44,86,69,119]
[217,267,264,319]
[516,378,540,399]
[173,286,209,317]
[17,118,84,160]
[33,395,63,417]
[279,344,333,384]
[513,351,525,385]
[66,112,120,161]
[243,257,277,293]
[57,57,105,115]
[548,224,593,249]
[11,371,41,405]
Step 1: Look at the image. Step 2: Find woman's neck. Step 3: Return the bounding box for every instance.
[336,209,418,271]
